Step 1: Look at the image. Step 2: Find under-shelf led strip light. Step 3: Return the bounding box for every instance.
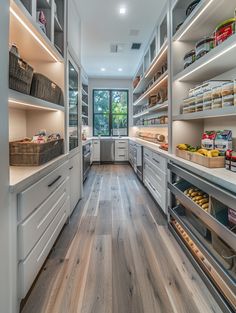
[134,74,168,106]
[176,0,215,41]
[9,99,58,111]
[145,45,168,78]
[10,7,59,62]
[177,41,236,81]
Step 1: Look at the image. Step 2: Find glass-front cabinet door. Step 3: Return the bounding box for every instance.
[68,60,79,151]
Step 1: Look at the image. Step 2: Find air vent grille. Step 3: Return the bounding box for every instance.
[131,43,141,50]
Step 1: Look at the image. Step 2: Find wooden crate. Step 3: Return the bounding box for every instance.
[176,148,225,168]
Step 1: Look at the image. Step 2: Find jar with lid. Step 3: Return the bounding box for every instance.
[184,50,195,69]
[221,81,234,97]
[203,101,212,110]
[212,86,222,99]
[203,88,212,102]
[223,95,234,107]
[212,97,222,109]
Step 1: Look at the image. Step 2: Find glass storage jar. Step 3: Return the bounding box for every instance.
[212,86,222,99]
[196,103,203,112]
[203,101,212,110]
[212,97,222,109]
[221,81,234,97]
[223,95,234,107]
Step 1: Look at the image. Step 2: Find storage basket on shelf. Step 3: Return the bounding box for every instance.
[10,139,64,166]
[9,51,34,95]
[30,73,64,106]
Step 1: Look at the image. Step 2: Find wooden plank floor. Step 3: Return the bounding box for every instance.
[21,164,223,313]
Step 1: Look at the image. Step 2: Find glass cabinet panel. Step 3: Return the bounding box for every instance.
[69,61,79,151]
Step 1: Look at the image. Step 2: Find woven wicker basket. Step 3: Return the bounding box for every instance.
[9,52,34,95]
[30,73,64,106]
[10,139,64,166]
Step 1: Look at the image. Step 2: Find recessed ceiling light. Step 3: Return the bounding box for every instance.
[119,7,126,15]
[101,68,106,72]
[118,68,123,72]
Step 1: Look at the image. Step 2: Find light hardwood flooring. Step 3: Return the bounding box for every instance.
[21,164,223,313]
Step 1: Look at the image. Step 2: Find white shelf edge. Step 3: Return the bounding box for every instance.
[133,101,168,118]
[174,33,236,82]
[173,106,236,121]
[8,89,65,112]
[134,124,168,128]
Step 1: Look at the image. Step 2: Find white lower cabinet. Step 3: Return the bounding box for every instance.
[143,148,167,214]
[115,139,128,161]
[69,153,81,215]
[17,159,70,300]
[92,140,100,162]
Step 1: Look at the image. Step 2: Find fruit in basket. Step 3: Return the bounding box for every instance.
[177,143,188,150]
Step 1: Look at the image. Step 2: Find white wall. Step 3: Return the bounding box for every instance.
[88,77,133,136]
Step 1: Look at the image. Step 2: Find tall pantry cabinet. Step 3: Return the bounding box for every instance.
[0,1,83,312]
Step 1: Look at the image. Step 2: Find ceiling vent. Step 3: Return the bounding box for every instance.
[110,44,125,53]
[131,43,141,50]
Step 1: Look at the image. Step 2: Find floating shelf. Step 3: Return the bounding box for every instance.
[8,89,65,112]
[173,106,236,121]
[173,0,236,42]
[133,41,168,94]
[133,71,168,106]
[133,101,168,118]
[174,33,236,82]
[10,0,63,63]
[134,124,168,128]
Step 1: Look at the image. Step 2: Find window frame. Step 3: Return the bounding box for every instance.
[93,89,129,137]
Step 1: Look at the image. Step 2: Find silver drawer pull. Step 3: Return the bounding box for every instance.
[152,158,160,164]
[48,175,62,188]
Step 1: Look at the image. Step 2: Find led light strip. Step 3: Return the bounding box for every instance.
[177,40,236,81]
[10,7,59,62]
[133,110,150,118]
[176,0,215,41]
[145,45,168,78]
[9,99,58,111]
[134,74,168,106]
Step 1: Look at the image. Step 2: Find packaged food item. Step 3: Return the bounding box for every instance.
[203,88,212,102]
[203,101,212,110]
[221,81,234,96]
[196,103,203,112]
[215,18,236,46]
[214,130,232,154]
[212,97,222,109]
[228,208,236,226]
[225,150,232,170]
[230,156,236,172]
[201,131,216,150]
[223,95,234,107]
[189,88,195,97]
[184,50,195,68]
[195,37,214,59]
[188,105,196,113]
[212,86,222,99]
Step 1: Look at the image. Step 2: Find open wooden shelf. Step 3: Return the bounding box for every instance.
[8,89,65,112]
[174,33,236,82]
[10,0,63,63]
[173,106,236,121]
[173,0,236,42]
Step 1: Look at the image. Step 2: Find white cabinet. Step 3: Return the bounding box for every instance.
[69,153,81,215]
[67,0,81,61]
[143,148,167,214]
[17,160,70,299]
[92,140,100,162]
[115,139,128,161]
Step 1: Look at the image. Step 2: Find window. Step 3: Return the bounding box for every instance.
[93,89,128,136]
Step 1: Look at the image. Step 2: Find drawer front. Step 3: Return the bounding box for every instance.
[115,151,128,161]
[115,140,128,149]
[18,161,69,221]
[151,151,167,173]
[19,196,69,299]
[18,177,69,260]
[143,148,152,161]
[144,158,166,187]
[144,177,166,212]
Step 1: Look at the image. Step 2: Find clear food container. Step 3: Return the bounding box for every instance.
[223,95,234,107]
[212,86,222,99]
[196,93,203,104]
[221,81,234,97]
[203,101,212,110]
[212,97,222,109]
[203,88,212,102]
[196,103,203,112]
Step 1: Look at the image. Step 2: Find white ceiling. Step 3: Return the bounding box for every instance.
[76,0,167,78]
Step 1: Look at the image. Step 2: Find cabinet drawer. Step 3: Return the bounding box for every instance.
[18,161,68,221]
[144,177,166,212]
[18,177,69,260]
[143,148,152,161]
[115,152,128,161]
[151,151,167,173]
[115,141,128,149]
[19,197,69,299]
[144,159,166,187]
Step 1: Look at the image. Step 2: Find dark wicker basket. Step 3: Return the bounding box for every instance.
[9,52,34,95]
[30,73,64,106]
[10,139,64,166]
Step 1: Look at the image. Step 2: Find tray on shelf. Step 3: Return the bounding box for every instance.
[176,148,225,168]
